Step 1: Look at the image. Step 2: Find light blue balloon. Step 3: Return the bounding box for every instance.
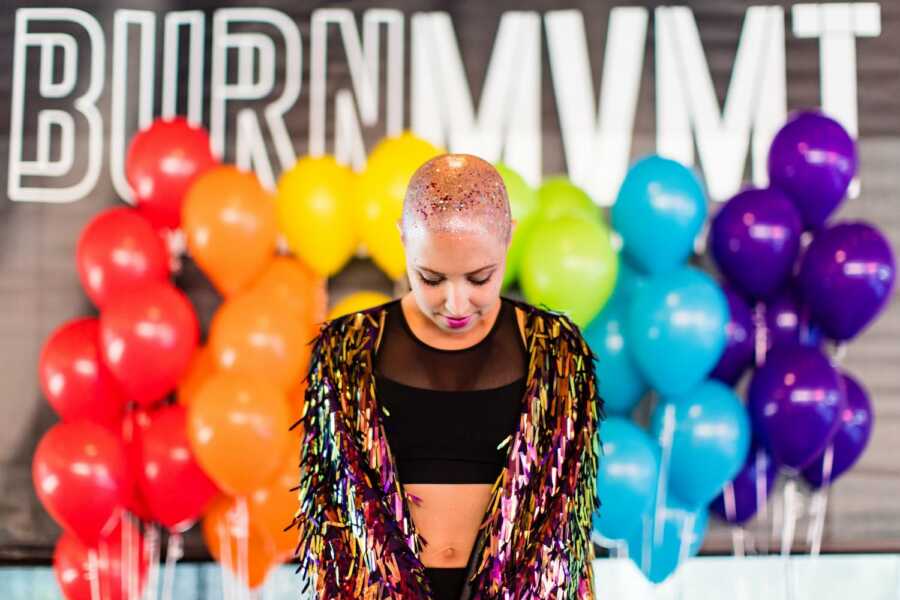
[607,256,648,307]
[650,379,751,507]
[611,155,707,274]
[626,493,708,585]
[626,266,729,395]
[584,302,647,415]
[592,418,659,540]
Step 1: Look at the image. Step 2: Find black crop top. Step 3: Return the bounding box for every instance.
[373,296,529,484]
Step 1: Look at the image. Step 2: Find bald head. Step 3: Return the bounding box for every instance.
[401,154,511,243]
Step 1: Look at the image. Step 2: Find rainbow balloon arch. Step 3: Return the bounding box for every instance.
[32,108,895,597]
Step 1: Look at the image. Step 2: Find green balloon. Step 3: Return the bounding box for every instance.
[520,215,618,328]
[536,177,601,223]
[496,163,539,289]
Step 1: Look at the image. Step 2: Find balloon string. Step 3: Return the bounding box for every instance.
[161,532,183,600]
[806,488,829,557]
[753,301,768,367]
[654,401,675,546]
[781,476,799,600]
[87,547,101,600]
[731,526,745,558]
[164,228,186,274]
[832,341,848,365]
[132,515,143,600]
[143,523,161,600]
[674,513,696,600]
[722,481,737,524]
[806,444,834,556]
[236,496,251,600]
[99,539,112,600]
[122,512,141,600]
[639,512,652,575]
[121,513,131,600]
[218,521,235,600]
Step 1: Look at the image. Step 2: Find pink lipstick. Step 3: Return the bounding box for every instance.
[444,315,472,329]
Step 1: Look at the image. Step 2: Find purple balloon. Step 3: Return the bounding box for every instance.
[768,110,858,230]
[748,344,846,470]
[802,371,873,489]
[710,283,754,385]
[711,187,803,300]
[797,221,896,341]
[763,286,823,351]
[711,440,778,524]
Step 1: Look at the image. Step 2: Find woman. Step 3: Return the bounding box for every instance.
[288,154,605,599]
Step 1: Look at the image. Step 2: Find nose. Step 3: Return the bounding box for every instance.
[444,284,469,316]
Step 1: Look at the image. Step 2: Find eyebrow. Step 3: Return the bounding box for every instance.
[418,264,496,276]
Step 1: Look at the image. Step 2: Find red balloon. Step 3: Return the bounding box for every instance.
[33,421,133,546]
[76,207,171,309]
[100,281,199,407]
[120,409,154,521]
[138,404,219,531]
[39,318,126,430]
[125,117,218,230]
[54,514,150,600]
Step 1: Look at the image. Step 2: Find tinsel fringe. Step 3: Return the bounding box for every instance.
[286,298,606,599]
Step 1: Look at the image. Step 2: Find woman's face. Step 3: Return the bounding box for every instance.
[399,222,513,334]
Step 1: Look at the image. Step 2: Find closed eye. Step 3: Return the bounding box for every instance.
[417,270,494,286]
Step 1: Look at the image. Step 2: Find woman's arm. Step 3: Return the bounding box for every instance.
[287,317,434,599]
[288,320,360,597]
[522,317,605,599]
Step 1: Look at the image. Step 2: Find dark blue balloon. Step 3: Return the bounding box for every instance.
[767,110,857,230]
[710,283,755,385]
[763,286,823,351]
[797,221,896,341]
[711,440,778,524]
[748,344,846,470]
[710,187,803,300]
[802,371,873,488]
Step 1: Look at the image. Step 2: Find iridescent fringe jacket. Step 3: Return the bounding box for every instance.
[286,297,606,599]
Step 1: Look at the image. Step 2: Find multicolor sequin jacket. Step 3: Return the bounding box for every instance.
[287,297,605,599]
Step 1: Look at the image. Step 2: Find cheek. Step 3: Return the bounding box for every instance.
[410,281,443,310]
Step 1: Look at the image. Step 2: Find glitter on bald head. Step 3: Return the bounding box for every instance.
[402,153,511,242]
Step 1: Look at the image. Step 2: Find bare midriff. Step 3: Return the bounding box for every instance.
[405,483,494,567]
[380,296,527,568]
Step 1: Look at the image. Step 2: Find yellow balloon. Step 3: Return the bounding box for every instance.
[355,132,442,279]
[276,156,356,277]
[327,291,392,320]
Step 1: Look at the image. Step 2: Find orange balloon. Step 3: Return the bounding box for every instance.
[176,345,217,406]
[188,373,290,495]
[286,380,307,431]
[182,165,277,296]
[202,495,278,589]
[248,455,300,561]
[209,289,311,391]
[250,257,328,326]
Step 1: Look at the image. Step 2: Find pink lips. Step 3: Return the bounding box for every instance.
[444,315,472,329]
